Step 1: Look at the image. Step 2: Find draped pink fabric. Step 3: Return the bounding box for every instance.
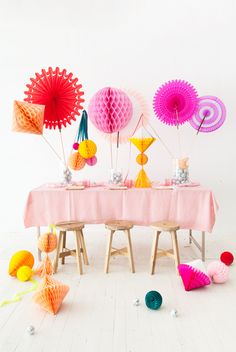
[24,185,218,232]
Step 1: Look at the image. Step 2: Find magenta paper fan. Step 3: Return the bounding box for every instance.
[88,87,133,133]
[189,96,226,133]
[178,264,211,291]
[153,80,198,126]
[24,67,84,130]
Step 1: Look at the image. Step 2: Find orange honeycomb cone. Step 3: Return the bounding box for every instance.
[129,137,155,153]
[33,275,69,314]
[134,168,151,188]
[34,254,54,277]
[12,101,44,135]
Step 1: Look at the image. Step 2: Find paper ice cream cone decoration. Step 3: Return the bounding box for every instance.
[35,231,58,277]
[33,275,69,314]
[178,263,211,291]
[12,100,44,135]
[130,137,155,188]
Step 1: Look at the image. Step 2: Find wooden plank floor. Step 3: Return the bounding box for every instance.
[0,226,235,352]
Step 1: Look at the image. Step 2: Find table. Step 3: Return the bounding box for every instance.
[24,184,218,261]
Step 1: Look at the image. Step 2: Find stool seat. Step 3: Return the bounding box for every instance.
[55,221,84,231]
[150,221,180,232]
[105,220,133,231]
[53,221,88,275]
[104,220,135,273]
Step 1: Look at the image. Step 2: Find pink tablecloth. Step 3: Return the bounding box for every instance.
[24,185,218,232]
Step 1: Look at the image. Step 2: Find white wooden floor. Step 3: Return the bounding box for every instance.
[0,226,235,352]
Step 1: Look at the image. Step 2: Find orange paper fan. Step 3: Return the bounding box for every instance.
[34,255,54,277]
[33,275,69,314]
[12,100,44,135]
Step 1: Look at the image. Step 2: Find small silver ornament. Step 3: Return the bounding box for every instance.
[133,298,140,306]
[27,325,35,335]
[170,309,178,317]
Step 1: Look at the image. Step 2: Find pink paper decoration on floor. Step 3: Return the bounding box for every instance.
[207,261,229,283]
[178,264,211,291]
[88,87,133,133]
[189,96,226,133]
[24,67,84,129]
[153,80,198,126]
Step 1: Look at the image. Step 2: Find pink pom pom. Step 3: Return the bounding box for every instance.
[86,156,97,166]
[207,261,229,283]
[73,142,79,150]
[88,87,133,133]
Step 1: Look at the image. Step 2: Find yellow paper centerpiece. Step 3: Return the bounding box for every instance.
[129,137,156,188]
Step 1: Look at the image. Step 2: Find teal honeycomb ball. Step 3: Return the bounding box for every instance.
[145,291,162,310]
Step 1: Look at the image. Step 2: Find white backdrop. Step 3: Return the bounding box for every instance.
[0,0,235,234]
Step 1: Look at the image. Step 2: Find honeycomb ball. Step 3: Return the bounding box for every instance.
[9,250,34,277]
[68,152,86,171]
[17,265,32,282]
[38,232,57,253]
[136,153,148,165]
[88,87,133,133]
[79,140,97,159]
[145,290,162,310]
[86,155,97,166]
[73,142,79,150]
[207,261,229,283]
[220,251,234,266]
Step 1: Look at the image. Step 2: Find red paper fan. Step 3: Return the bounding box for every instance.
[24,67,84,129]
[178,264,211,291]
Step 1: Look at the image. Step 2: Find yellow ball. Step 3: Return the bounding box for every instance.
[136,153,148,165]
[16,265,32,282]
[8,250,34,277]
[79,140,97,159]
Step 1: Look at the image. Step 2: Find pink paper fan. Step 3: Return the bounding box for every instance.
[189,96,226,133]
[88,87,133,133]
[178,264,211,291]
[153,80,198,126]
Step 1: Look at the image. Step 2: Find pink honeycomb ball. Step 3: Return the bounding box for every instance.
[207,261,229,283]
[88,87,133,133]
[86,156,97,166]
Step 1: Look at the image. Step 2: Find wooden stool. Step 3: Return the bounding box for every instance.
[104,220,135,273]
[150,221,180,275]
[53,221,89,275]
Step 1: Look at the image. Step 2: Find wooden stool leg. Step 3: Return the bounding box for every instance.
[75,231,83,275]
[125,230,135,273]
[61,231,67,265]
[104,230,114,273]
[53,231,64,273]
[171,230,180,274]
[79,230,89,265]
[150,231,161,275]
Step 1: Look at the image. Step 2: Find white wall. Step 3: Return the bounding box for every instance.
[0,0,235,234]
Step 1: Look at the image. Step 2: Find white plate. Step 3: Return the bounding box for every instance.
[65,185,85,190]
[108,186,128,190]
[152,186,174,190]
